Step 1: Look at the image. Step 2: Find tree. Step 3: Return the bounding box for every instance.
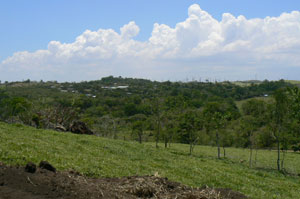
[241,99,267,167]
[124,103,139,116]
[178,110,202,155]
[132,120,145,144]
[219,127,234,158]
[267,88,289,171]
[94,115,117,137]
[151,97,164,148]
[4,97,32,124]
[35,104,79,129]
[161,111,176,148]
[288,87,300,139]
[0,89,9,120]
[240,116,258,167]
[286,87,300,158]
[203,102,230,159]
[130,114,147,144]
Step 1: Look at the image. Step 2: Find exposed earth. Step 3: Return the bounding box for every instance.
[0,162,247,199]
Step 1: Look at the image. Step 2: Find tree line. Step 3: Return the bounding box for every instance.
[0,77,299,171]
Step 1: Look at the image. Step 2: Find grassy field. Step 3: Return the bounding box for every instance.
[284,80,300,86]
[0,122,299,199]
[232,80,300,87]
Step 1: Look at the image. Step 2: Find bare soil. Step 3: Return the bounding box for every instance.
[0,162,247,199]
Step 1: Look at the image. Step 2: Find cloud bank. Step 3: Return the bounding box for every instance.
[1,4,300,82]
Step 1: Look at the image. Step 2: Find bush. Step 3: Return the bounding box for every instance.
[291,144,300,152]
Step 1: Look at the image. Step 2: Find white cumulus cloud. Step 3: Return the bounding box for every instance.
[1,4,300,82]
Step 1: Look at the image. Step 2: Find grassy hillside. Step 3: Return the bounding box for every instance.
[284,80,300,86]
[0,122,299,199]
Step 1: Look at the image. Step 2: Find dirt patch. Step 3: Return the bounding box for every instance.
[0,162,247,199]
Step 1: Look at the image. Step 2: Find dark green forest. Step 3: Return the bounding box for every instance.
[1,77,300,171]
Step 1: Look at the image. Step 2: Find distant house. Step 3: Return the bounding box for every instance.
[116,86,129,89]
[102,85,129,89]
[264,94,269,97]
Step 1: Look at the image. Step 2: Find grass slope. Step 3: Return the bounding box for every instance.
[0,122,299,199]
[284,80,300,86]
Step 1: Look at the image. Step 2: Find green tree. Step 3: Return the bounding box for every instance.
[178,110,202,155]
[285,87,300,157]
[151,97,164,148]
[132,120,145,144]
[240,116,258,167]
[241,99,267,167]
[161,111,176,148]
[267,88,289,171]
[95,115,119,138]
[124,103,139,116]
[288,87,300,139]
[130,114,147,143]
[203,102,230,159]
[6,97,32,123]
[0,89,9,120]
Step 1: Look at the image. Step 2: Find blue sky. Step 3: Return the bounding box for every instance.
[1,0,300,81]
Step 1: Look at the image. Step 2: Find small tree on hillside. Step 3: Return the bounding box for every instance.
[178,110,202,155]
[219,127,234,158]
[241,99,267,167]
[161,111,176,148]
[203,102,230,159]
[288,87,300,146]
[267,88,289,171]
[132,120,145,144]
[240,116,258,167]
[0,89,9,121]
[5,97,32,124]
[151,97,164,148]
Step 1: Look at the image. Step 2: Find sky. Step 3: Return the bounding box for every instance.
[1,0,300,82]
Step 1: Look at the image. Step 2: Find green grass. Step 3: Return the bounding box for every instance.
[0,122,299,199]
[284,80,300,86]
